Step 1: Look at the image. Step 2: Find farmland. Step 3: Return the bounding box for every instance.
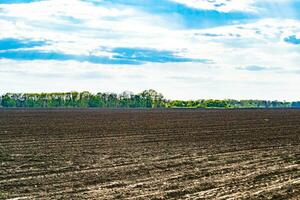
[0,109,299,199]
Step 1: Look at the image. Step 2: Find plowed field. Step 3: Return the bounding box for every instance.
[0,109,299,199]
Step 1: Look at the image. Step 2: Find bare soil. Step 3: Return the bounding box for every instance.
[0,108,299,199]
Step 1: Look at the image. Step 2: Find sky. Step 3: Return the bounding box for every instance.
[0,0,300,100]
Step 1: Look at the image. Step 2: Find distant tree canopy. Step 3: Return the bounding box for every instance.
[0,90,165,108]
[166,99,292,109]
[0,90,296,109]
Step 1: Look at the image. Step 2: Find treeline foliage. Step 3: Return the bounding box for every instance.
[0,90,297,108]
[167,99,292,108]
[0,90,165,108]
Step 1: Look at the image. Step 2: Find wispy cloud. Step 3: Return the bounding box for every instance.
[0,48,208,64]
[110,47,211,64]
[0,38,47,50]
[236,65,281,72]
[83,0,257,29]
[170,0,257,13]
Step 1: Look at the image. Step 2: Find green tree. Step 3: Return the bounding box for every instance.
[1,95,16,107]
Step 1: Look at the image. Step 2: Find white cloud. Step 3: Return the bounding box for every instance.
[187,18,300,70]
[0,0,172,54]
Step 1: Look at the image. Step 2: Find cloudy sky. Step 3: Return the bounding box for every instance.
[0,0,300,100]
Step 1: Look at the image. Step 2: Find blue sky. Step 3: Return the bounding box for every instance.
[0,0,300,100]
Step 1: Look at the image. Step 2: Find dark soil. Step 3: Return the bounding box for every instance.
[0,109,299,199]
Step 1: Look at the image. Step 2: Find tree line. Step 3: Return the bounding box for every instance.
[0,90,165,108]
[0,89,299,108]
[167,99,292,108]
